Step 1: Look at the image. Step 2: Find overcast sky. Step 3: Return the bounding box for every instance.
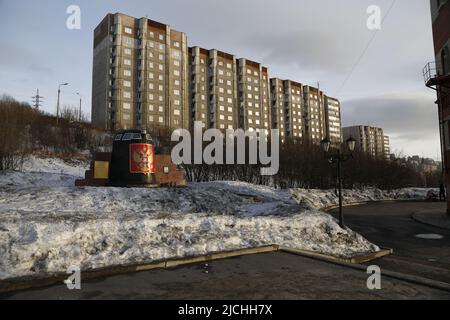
[0,0,440,159]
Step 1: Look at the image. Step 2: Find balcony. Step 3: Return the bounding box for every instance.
[423,61,450,90]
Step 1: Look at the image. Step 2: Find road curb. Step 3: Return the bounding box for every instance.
[279,247,393,264]
[411,212,450,231]
[279,246,450,293]
[322,200,419,213]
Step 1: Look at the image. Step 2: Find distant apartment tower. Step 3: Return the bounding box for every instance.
[189,47,238,130]
[92,13,189,132]
[343,126,389,159]
[236,59,271,133]
[324,96,342,146]
[383,136,391,160]
[270,79,304,142]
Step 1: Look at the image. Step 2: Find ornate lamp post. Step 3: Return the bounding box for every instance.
[321,136,356,228]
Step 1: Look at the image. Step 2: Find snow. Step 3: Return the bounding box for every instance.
[290,188,435,211]
[0,156,433,280]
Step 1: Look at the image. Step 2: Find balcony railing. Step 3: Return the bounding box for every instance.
[423,61,439,84]
[423,60,450,90]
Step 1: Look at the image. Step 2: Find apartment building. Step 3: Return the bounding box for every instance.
[188,47,209,128]
[383,136,391,160]
[270,79,304,142]
[324,96,342,146]
[343,126,389,159]
[236,59,271,133]
[303,86,326,145]
[92,13,189,132]
[189,47,238,130]
[92,13,342,145]
[426,0,450,212]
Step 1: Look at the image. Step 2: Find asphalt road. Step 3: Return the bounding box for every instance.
[331,202,450,283]
[3,251,450,300]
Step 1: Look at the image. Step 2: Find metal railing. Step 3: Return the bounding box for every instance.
[423,61,441,84]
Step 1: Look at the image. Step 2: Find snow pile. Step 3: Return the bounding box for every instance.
[0,156,431,280]
[290,188,435,211]
[0,156,88,189]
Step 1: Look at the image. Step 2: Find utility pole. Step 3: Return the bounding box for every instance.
[76,92,82,122]
[56,83,69,124]
[31,89,44,110]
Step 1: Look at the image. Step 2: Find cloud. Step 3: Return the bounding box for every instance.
[342,91,441,157]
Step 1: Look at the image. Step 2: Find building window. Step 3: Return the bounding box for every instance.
[163,166,170,174]
[172,50,181,59]
[124,27,133,34]
[442,46,450,75]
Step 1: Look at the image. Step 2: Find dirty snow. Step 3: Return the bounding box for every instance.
[290,188,435,211]
[0,156,432,280]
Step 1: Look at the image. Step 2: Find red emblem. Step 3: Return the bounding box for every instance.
[129,144,155,174]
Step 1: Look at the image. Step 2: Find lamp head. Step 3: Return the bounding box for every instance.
[321,138,331,153]
[346,136,356,152]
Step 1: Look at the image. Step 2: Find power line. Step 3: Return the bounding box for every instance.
[31,88,44,110]
[338,0,397,94]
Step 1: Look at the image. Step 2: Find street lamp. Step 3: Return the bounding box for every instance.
[76,92,82,122]
[56,83,69,124]
[321,136,356,228]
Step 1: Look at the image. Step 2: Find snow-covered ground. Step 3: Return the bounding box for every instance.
[0,156,433,280]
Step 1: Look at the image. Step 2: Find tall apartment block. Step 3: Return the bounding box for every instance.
[92,13,189,132]
[342,126,389,159]
[270,79,304,142]
[383,135,391,159]
[303,86,326,145]
[92,13,343,146]
[425,0,450,212]
[236,59,271,133]
[324,96,342,146]
[189,47,238,130]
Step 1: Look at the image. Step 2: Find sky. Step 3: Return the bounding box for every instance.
[0,0,441,159]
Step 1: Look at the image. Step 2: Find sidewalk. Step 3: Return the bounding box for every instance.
[412,207,450,230]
